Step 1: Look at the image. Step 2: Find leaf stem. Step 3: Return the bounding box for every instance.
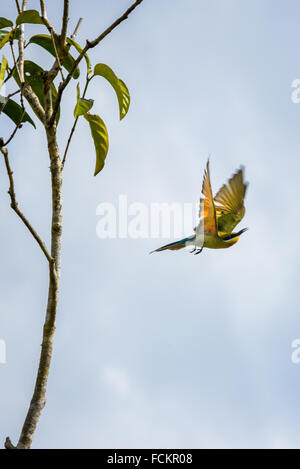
[14,0,21,14]
[61,74,91,168]
[50,29,65,81]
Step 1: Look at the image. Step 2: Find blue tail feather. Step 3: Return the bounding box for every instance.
[150,236,195,254]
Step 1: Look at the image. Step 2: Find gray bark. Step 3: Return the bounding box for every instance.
[16,125,62,449]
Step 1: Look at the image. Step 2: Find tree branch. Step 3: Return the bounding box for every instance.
[23,83,46,122]
[50,30,65,81]
[18,25,25,82]
[4,437,16,449]
[43,79,53,122]
[0,147,53,263]
[61,116,78,168]
[13,1,45,123]
[1,107,25,146]
[49,0,143,126]
[9,41,21,82]
[60,0,69,46]
[71,18,83,40]
[39,0,56,35]
[18,0,27,83]
[15,115,62,451]
[41,1,69,85]
[14,0,21,14]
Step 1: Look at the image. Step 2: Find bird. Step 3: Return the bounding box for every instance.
[151,160,248,255]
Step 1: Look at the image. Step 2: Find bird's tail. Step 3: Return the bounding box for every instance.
[150,236,194,254]
[222,227,248,241]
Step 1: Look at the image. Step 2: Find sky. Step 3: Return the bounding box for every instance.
[1,0,300,449]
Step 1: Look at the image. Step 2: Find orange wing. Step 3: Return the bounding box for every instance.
[214,167,248,232]
[198,160,217,236]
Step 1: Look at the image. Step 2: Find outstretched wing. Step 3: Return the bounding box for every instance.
[214,167,248,233]
[196,160,217,236]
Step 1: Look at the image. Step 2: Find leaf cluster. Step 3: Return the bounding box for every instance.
[0,9,131,175]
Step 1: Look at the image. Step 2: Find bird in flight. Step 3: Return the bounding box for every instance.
[151,160,248,255]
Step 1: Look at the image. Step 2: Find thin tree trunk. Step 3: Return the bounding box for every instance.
[3,0,144,450]
[16,125,62,449]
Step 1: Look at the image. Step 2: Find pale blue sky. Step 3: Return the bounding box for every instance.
[1,0,300,449]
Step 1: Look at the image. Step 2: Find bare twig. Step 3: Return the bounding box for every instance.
[4,437,16,450]
[39,1,64,85]
[9,41,21,82]
[18,25,25,82]
[0,147,53,263]
[18,1,27,83]
[0,89,21,115]
[41,1,69,84]
[2,108,25,146]
[10,41,45,122]
[50,30,65,81]
[2,88,21,100]
[60,0,69,46]
[14,0,21,14]
[62,117,78,168]
[7,89,22,99]
[39,0,47,19]
[50,0,143,126]
[39,0,55,35]
[71,18,83,39]
[85,0,143,49]
[10,39,27,116]
[4,65,17,84]
[62,76,90,168]
[11,37,46,122]
[50,17,83,86]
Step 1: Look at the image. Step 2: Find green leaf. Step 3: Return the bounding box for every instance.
[84,113,109,176]
[0,97,36,128]
[29,34,80,79]
[16,9,43,25]
[13,60,60,123]
[74,83,93,117]
[66,37,92,75]
[0,29,19,44]
[0,30,8,42]
[0,18,13,29]
[0,30,13,50]
[74,97,93,117]
[93,63,130,120]
[0,55,8,90]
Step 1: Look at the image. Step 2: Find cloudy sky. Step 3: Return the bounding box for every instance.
[1,0,300,449]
